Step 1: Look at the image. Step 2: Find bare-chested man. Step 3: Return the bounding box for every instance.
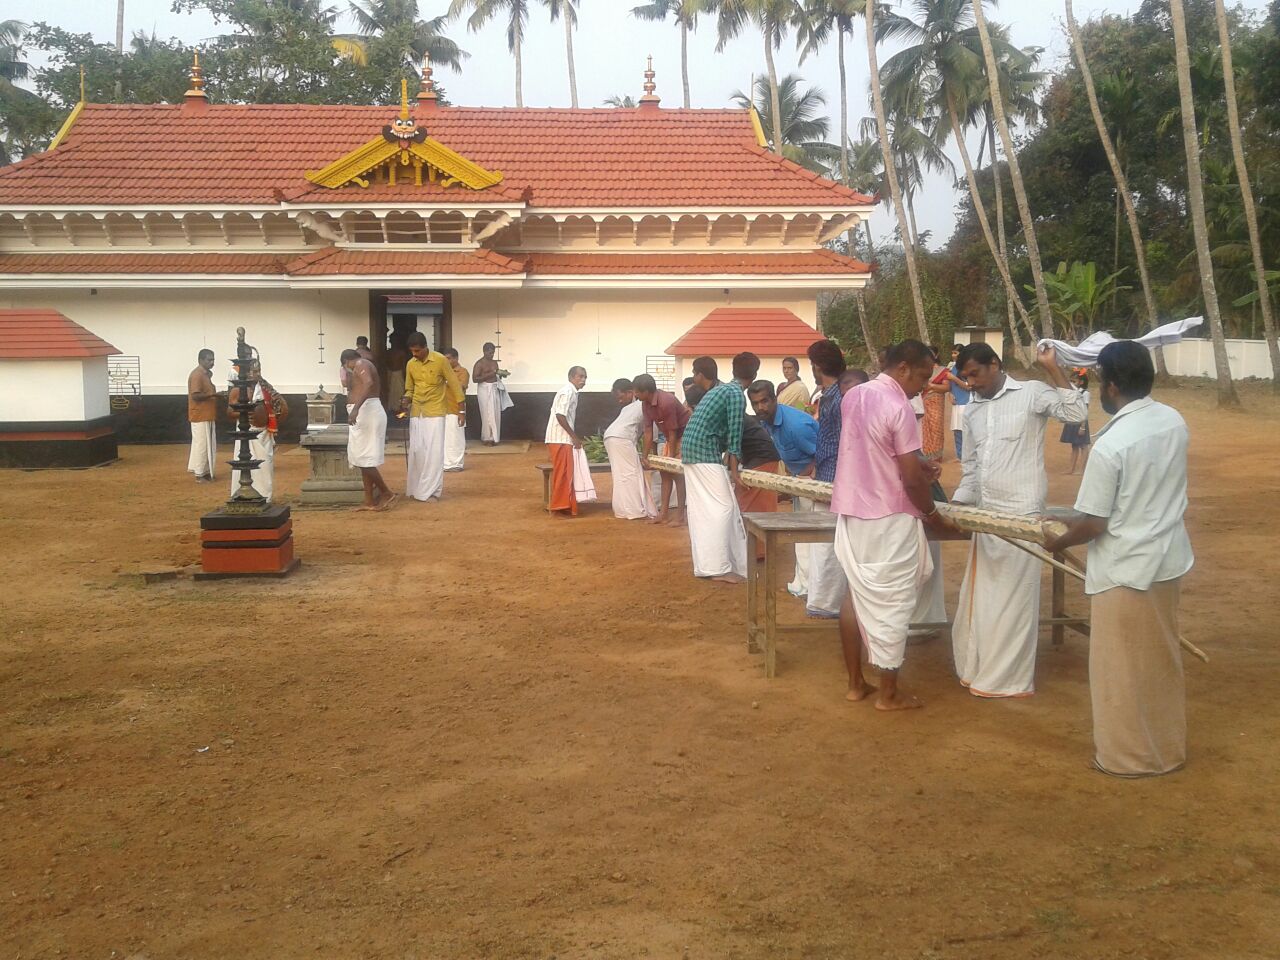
[341,348,396,511]
[473,341,503,445]
[187,348,221,482]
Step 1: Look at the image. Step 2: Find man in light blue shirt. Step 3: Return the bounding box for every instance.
[1045,341,1193,779]
[747,379,819,476]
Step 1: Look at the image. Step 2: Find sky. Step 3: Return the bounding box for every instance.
[18,0,1274,247]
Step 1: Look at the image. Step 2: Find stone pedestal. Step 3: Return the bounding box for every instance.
[300,425,365,505]
[196,504,300,580]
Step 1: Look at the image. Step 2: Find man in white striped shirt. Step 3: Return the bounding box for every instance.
[950,342,1088,698]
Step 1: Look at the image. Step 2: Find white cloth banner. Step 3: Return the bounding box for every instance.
[1038,316,1203,368]
[684,462,748,579]
[572,446,598,503]
[188,421,216,479]
[604,436,656,520]
[406,416,446,501]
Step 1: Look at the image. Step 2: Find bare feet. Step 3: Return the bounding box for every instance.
[375,493,399,512]
[710,573,746,584]
[875,688,923,711]
[666,514,687,528]
[845,681,877,702]
[648,513,668,525]
[354,504,377,512]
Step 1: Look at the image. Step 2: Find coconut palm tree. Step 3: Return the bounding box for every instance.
[1170,0,1238,406]
[604,94,638,107]
[342,1,467,72]
[630,0,702,108]
[1064,0,1169,376]
[969,0,1052,340]
[544,0,579,108]
[865,0,927,340]
[1212,0,1278,387]
[877,0,1038,348]
[0,19,30,83]
[449,0,529,107]
[732,73,839,173]
[796,1,864,207]
[713,0,803,158]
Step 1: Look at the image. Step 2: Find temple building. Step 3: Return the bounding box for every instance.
[0,59,872,441]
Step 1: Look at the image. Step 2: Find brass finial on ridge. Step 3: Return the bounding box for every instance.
[417,56,438,104]
[185,51,208,101]
[639,55,660,108]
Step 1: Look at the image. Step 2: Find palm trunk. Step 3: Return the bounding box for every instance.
[863,218,874,260]
[866,0,927,339]
[514,31,523,107]
[989,115,1017,348]
[906,191,920,249]
[1214,0,1279,388]
[839,27,855,256]
[856,290,878,363]
[680,21,690,108]
[1065,0,1168,375]
[972,0,1054,340]
[1171,0,1239,406]
[763,28,784,156]
[563,12,578,108]
[945,92,1037,348]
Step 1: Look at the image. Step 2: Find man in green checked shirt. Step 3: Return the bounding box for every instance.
[680,352,759,583]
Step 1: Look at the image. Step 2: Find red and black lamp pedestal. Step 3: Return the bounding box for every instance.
[196,326,300,581]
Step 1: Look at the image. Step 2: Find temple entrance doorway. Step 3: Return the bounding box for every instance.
[368,290,453,414]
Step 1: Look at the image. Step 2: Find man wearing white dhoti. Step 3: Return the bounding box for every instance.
[950,342,1088,698]
[473,342,504,445]
[187,349,219,481]
[831,340,957,711]
[442,348,469,472]
[400,332,464,503]
[680,355,752,583]
[226,360,286,501]
[803,339,848,617]
[342,349,396,511]
[603,378,656,520]
[1044,341,1193,778]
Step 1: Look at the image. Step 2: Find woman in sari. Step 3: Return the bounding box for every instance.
[921,349,951,461]
[776,356,810,411]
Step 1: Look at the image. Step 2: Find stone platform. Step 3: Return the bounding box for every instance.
[299,425,366,505]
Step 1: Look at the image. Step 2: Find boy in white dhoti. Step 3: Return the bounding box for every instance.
[187,349,219,481]
[950,341,1088,698]
[226,359,285,501]
[1044,341,1192,778]
[400,332,464,503]
[442,348,469,472]
[603,378,656,520]
[473,342,503,445]
[831,340,958,711]
[342,349,396,511]
[680,354,753,583]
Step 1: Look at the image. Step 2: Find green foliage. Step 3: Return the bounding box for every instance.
[30,25,192,108]
[581,434,608,464]
[731,73,838,174]
[1031,261,1131,338]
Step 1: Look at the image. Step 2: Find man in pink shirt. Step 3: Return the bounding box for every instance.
[833,339,957,711]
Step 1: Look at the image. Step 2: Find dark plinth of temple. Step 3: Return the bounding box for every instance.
[195,504,300,579]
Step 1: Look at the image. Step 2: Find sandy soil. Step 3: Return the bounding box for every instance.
[2,380,1278,960]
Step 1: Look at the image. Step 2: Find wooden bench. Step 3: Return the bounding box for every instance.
[743,510,1089,678]
[535,460,611,508]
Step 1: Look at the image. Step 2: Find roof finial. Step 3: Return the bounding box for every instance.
[417,56,438,107]
[399,77,410,120]
[184,51,209,107]
[639,55,660,110]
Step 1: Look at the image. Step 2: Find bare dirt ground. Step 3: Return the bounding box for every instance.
[2,380,1278,960]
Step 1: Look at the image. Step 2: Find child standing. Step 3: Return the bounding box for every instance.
[1060,370,1091,474]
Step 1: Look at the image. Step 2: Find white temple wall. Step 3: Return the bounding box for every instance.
[451,289,818,394]
[81,357,110,420]
[0,288,368,395]
[1,359,88,421]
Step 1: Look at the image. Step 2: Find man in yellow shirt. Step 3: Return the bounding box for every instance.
[400,331,464,501]
[442,347,470,472]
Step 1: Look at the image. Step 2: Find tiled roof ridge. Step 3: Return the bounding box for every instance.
[283,247,341,272]
[738,142,874,204]
[0,142,81,180]
[811,246,873,272]
[475,248,525,271]
[0,307,122,358]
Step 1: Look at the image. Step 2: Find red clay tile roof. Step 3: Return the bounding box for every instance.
[666,307,823,357]
[0,252,291,274]
[0,104,874,209]
[284,247,523,276]
[0,308,121,359]
[524,249,870,275]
